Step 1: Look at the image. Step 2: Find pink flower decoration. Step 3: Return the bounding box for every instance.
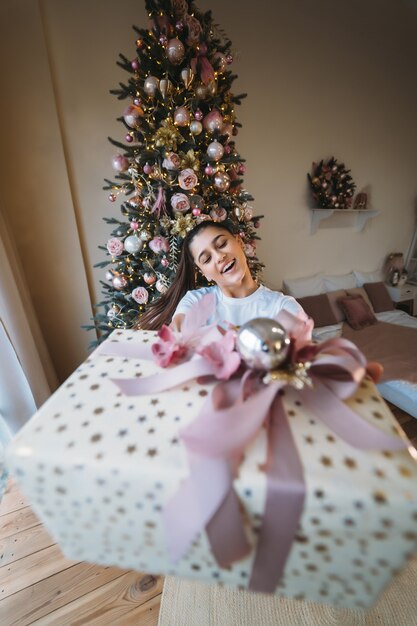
[149,236,170,254]
[152,325,188,367]
[209,207,227,222]
[178,168,198,190]
[171,192,190,213]
[106,237,124,256]
[162,152,181,171]
[131,286,149,304]
[243,242,256,258]
[198,331,241,380]
[185,14,203,44]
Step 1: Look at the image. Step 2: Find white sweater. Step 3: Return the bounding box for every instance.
[174,284,304,327]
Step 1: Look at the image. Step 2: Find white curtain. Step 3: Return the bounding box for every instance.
[0,201,58,440]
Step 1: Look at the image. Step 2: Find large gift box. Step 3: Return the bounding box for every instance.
[5,323,417,610]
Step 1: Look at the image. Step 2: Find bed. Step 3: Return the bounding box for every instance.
[282,270,417,419]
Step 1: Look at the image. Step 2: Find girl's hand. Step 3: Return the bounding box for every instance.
[170,314,185,332]
[366,362,383,383]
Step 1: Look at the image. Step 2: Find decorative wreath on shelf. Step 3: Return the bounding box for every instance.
[307,157,356,209]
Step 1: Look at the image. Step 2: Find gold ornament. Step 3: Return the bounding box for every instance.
[207,79,217,96]
[154,119,184,151]
[149,165,163,180]
[159,78,173,98]
[263,362,313,390]
[180,67,194,88]
[179,149,200,172]
[194,82,208,99]
[160,216,172,231]
[171,214,196,237]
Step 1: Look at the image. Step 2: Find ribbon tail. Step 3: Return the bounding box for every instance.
[163,457,235,563]
[303,379,406,451]
[206,488,252,567]
[249,396,306,593]
[97,341,154,360]
[200,56,215,85]
[110,358,215,395]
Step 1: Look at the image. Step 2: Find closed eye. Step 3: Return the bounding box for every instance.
[202,255,211,264]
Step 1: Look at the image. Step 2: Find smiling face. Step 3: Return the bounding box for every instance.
[189,225,254,296]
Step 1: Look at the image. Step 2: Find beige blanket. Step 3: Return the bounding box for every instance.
[341,321,417,384]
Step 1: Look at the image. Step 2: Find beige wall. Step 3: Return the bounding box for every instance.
[0,0,416,381]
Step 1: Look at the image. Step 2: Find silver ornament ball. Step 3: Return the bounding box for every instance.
[236,318,291,371]
[124,235,143,254]
[189,120,203,135]
[206,141,224,162]
[144,75,160,96]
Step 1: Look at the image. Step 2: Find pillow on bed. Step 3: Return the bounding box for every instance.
[338,295,378,330]
[326,289,348,323]
[353,269,383,287]
[296,294,339,327]
[323,272,357,291]
[363,282,395,313]
[283,273,325,297]
[345,287,375,312]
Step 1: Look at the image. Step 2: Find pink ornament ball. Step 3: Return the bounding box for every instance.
[224,145,231,155]
[144,272,156,285]
[174,106,190,127]
[205,165,214,176]
[130,221,139,230]
[254,221,260,228]
[239,164,246,174]
[123,104,144,128]
[226,54,233,64]
[108,193,116,202]
[143,163,152,175]
[131,59,139,71]
[112,154,130,172]
[194,109,203,121]
[166,38,185,64]
[133,97,142,106]
[112,275,128,290]
[203,109,224,134]
[161,257,169,267]
[125,133,133,143]
[159,34,168,47]
[175,20,184,31]
[192,208,201,216]
[213,171,230,192]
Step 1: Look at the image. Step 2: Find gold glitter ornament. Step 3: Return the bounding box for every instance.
[179,149,200,172]
[171,213,196,237]
[154,120,184,151]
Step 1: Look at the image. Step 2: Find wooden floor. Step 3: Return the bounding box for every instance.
[0,404,416,625]
[0,481,163,625]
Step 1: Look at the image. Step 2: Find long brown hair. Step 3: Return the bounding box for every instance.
[135,220,235,330]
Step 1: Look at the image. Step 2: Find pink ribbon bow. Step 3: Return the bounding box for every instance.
[190,48,215,85]
[98,305,407,593]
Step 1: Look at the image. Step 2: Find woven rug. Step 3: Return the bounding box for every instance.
[158,557,417,625]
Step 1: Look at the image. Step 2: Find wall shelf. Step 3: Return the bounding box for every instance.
[310,209,380,234]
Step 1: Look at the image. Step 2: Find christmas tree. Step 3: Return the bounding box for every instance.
[87,0,263,345]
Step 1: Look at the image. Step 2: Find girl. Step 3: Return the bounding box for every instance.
[136,220,304,331]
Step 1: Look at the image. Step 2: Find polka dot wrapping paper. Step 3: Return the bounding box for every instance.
[5,329,417,609]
